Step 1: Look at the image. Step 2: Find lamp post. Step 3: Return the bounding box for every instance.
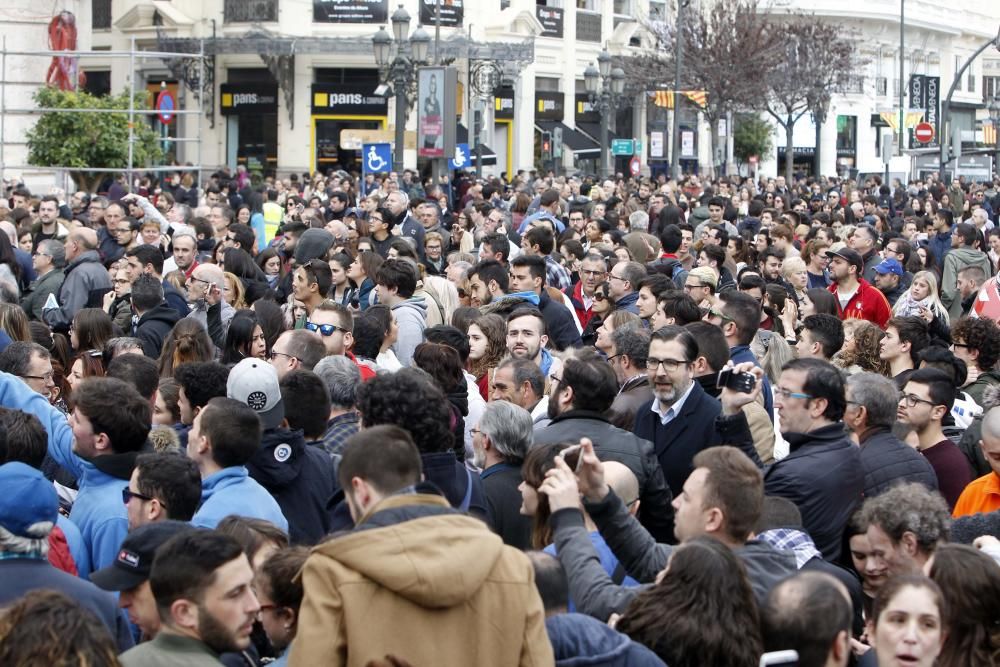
[373,6,430,173]
[584,49,625,180]
[990,95,1000,177]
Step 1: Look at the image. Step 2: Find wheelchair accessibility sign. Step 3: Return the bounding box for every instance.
[448,143,470,170]
[362,143,392,175]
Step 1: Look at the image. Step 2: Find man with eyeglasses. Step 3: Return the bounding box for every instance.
[632,325,728,502]
[183,263,235,349]
[22,239,65,321]
[720,358,863,560]
[608,261,646,316]
[95,202,132,267]
[0,341,56,401]
[683,266,717,309]
[949,316,1000,409]
[566,254,606,330]
[844,372,938,500]
[897,368,972,510]
[268,330,326,380]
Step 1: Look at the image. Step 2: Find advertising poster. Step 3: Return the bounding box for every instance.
[419,68,446,158]
[420,0,463,26]
[314,0,388,23]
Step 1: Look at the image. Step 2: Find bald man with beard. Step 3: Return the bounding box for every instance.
[43,227,112,333]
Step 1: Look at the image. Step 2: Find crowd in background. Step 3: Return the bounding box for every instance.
[0,166,999,666]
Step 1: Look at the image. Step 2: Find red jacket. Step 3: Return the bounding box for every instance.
[828,278,892,329]
[565,281,595,330]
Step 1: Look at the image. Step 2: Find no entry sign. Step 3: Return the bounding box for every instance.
[914,122,934,144]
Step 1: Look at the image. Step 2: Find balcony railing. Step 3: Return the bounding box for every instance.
[576,11,601,43]
[93,0,112,29]
[225,0,278,23]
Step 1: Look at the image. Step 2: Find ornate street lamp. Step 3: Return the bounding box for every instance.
[585,50,626,179]
[373,6,430,172]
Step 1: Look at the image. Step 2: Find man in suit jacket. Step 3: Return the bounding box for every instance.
[633,325,725,498]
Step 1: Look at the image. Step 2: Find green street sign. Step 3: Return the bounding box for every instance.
[611,139,635,156]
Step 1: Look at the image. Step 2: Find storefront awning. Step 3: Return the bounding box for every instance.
[456,124,497,166]
[535,121,599,156]
[577,121,623,145]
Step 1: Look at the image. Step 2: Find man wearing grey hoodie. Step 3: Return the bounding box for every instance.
[375,258,427,366]
[942,223,992,322]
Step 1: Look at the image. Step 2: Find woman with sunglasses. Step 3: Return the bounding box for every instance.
[104,267,134,332]
[580,281,613,347]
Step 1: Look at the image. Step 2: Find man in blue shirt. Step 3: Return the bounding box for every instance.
[187,396,288,532]
[0,373,150,575]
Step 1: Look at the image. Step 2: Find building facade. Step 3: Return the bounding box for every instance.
[2,0,997,182]
[758,0,1000,179]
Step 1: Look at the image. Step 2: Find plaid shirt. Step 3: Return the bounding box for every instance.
[545,255,573,291]
[756,528,821,569]
[320,412,360,469]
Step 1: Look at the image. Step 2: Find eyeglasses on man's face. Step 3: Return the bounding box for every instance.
[774,387,814,400]
[646,357,688,372]
[899,394,937,408]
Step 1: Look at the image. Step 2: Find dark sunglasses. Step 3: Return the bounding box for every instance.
[122,486,158,505]
[305,321,345,337]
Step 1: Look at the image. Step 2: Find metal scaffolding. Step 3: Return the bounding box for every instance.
[0,36,208,190]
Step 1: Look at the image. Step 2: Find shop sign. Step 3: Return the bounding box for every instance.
[494,86,515,120]
[220,84,279,115]
[311,84,388,115]
[535,91,564,121]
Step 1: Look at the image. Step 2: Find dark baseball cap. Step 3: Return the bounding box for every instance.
[825,248,864,275]
[91,521,194,591]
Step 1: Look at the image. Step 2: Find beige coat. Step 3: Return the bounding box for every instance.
[289,494,554,667]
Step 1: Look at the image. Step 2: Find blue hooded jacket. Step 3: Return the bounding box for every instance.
[192,466,288,532]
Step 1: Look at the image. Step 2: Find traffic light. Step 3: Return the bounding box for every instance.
[552,126,563,159]
[541,131,552,161]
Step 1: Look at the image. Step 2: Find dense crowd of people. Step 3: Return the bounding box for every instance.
[0,167,999,666]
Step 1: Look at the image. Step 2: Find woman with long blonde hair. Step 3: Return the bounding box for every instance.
[892,270,951,341]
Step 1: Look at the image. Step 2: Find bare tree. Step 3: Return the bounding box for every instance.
[764,18,863,182]
[625,0,770,178]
